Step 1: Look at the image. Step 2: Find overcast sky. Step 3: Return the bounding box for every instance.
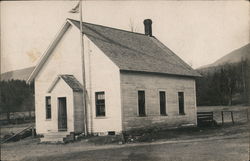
[1,1,249,73]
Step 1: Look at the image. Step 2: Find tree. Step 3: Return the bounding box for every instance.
[129,18,138,32]
[196,61,249,106]
[0,80,34,122]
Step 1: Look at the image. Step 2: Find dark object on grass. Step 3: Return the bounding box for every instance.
[1,125,36,144]
[85,135,124,145]
[122,125,203,143]
[197,112,217,127]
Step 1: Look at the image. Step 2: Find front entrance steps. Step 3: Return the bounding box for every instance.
[40,131,75,143]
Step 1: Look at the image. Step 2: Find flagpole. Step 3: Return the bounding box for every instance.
[79,0,88,136]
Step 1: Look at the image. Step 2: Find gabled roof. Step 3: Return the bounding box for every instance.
[27,19,200,83]
[69,19,200,77]
[48,75,83,93]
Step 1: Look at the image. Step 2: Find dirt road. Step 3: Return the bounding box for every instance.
[1,122,249,161]
[21,133,249,161]
[1,105,249,161]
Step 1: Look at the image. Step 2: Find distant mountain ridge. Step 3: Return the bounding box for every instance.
[195,43,250,106]
[198,43,250,70]
[1,67,35,81]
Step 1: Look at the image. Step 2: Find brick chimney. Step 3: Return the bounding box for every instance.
[143,19,153,36]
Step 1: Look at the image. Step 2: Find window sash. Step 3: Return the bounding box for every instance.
[138,90,145,116]
[159,91,166,115]
[96,92,105,116]
[46,96,51,119]
[178,92,185,115]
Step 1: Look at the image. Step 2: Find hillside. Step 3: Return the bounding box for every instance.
[197,43,250,74]
[195,43,250,106]
[0,67,35,81]
[198,43,250,70]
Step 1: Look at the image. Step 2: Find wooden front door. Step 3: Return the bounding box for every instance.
[58,97,67,131]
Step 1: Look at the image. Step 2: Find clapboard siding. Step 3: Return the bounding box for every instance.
[120,71,197,130]
[73,91,84,133]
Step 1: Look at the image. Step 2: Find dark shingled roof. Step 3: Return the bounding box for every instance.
[69,19,200,77]
[59,75,83,92]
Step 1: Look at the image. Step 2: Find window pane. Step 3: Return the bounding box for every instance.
[100,105,105,115]
[47,98,51,105]
[47,108,51,119]
[97,93,104,100]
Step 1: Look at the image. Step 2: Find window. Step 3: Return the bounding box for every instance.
[178,92,185,115]
[138,90,146,116]
[46,96,51,119]
[159,91,167,115]
[108,131,115,135]
[95,92,105,117]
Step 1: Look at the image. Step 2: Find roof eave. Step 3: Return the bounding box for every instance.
[120,69,201,78]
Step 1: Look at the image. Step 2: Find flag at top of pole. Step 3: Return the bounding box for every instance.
[69,1,80,13]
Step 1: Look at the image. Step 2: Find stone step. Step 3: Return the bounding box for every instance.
[40,132,76,143]
[43,136,64,140]
[44,132,69,137]
[40,137,64,143]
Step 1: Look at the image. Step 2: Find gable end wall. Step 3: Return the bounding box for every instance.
[34,25,82,134]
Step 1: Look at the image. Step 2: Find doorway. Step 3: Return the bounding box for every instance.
[58,97,67,131]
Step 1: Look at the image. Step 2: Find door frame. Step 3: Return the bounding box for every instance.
[58,97,67,131]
